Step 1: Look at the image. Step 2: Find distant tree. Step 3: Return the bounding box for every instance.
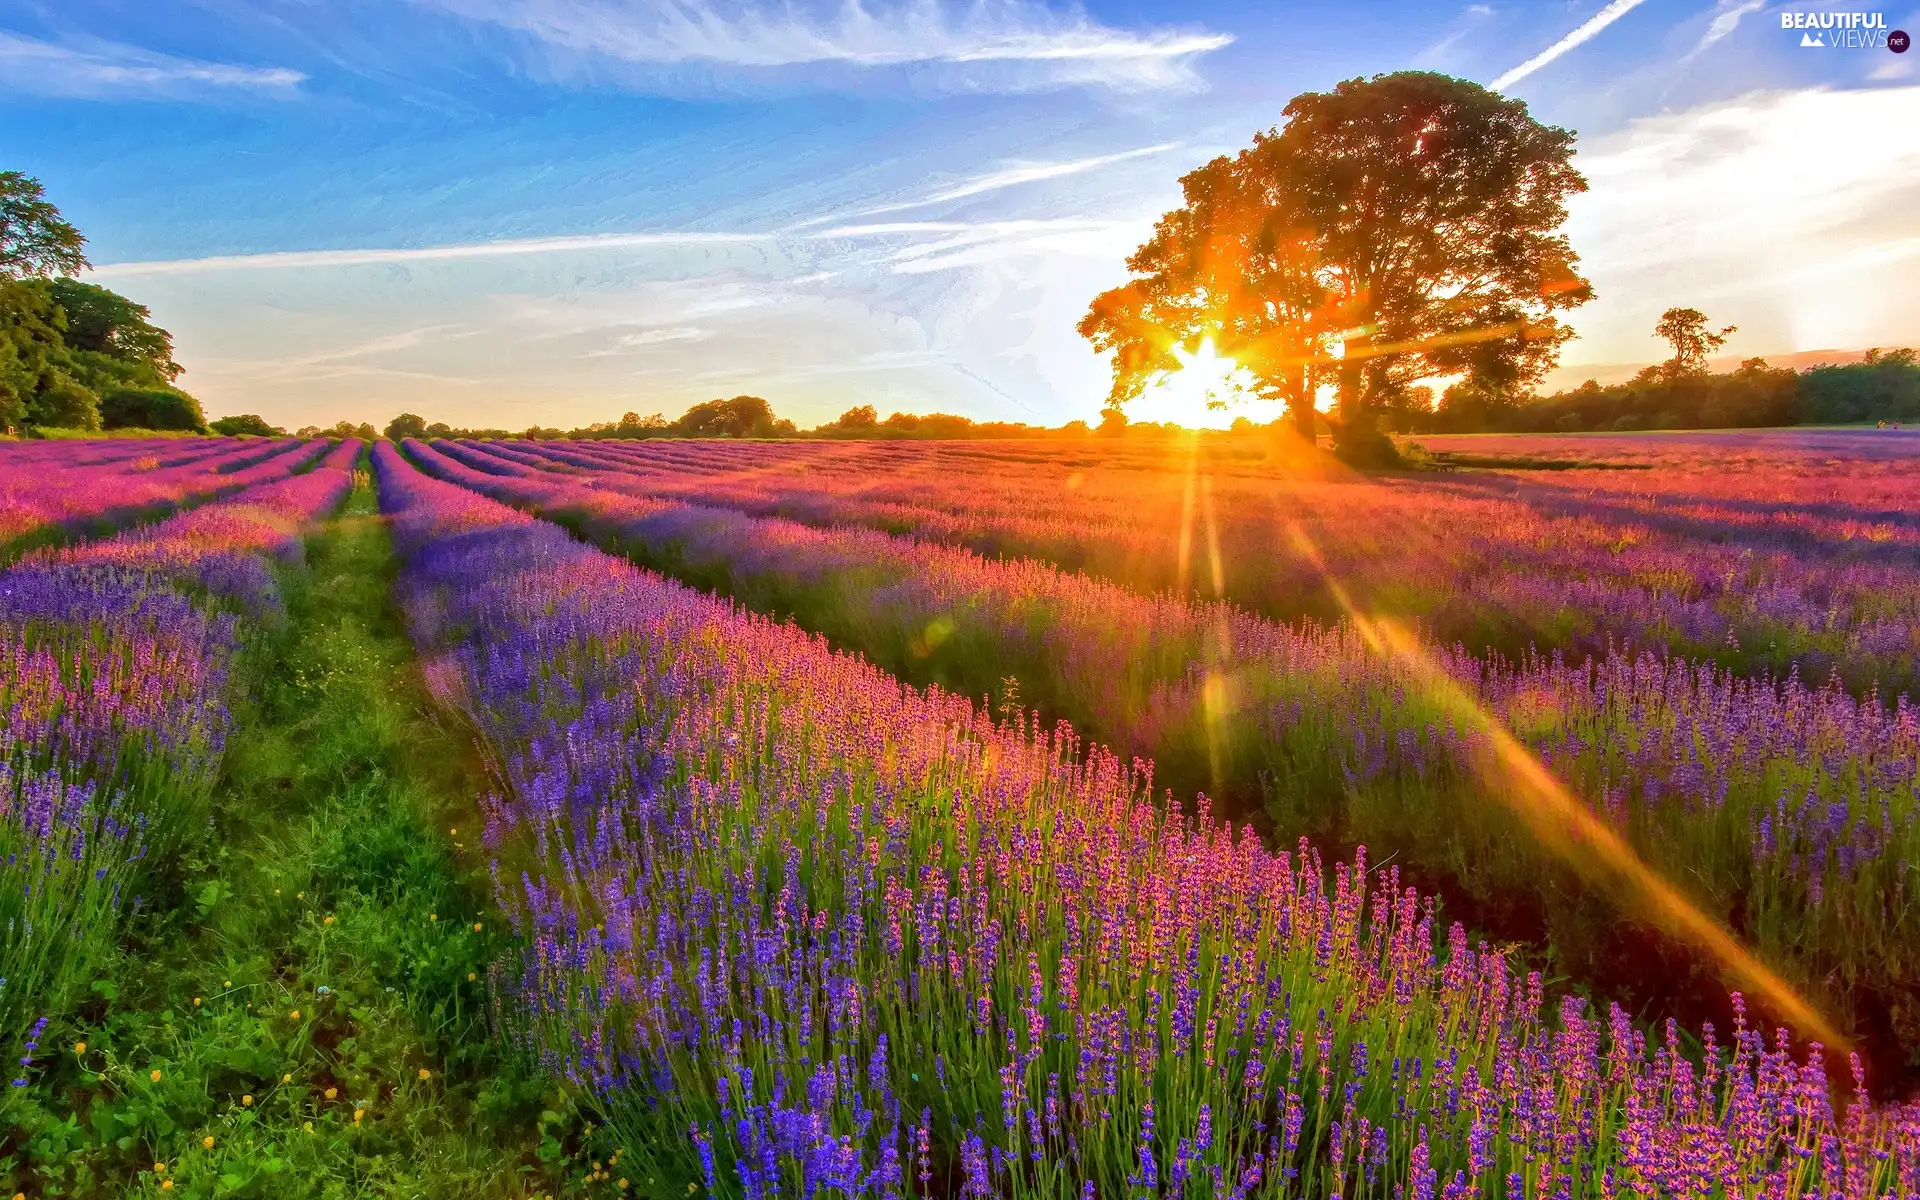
[1378,383,1436,433]
[328,419,377,441]
[1096,404,1129,438]
[100,386,208,432]
[211,413,283,436]
[674,395,789,438]
[1654,308,1736,380]
[0,172,88,280]
[424,421,453,438]
[384,412,427,441]
[47,279,180,380]
[812,404,881,438]
[1800,348,1920,424]
[1085,72,1592,466]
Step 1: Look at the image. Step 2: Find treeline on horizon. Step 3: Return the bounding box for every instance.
[298,396,1106,444]
[1385,346,1920,435]
[284,352,1917,446]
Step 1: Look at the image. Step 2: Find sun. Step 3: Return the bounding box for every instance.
[1126,338,1286,429]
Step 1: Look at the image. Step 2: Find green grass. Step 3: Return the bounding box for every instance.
[22,428,204,440]
[1,477,618,1198]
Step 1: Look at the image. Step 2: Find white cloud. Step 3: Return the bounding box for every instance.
[1490,0,1649,91]
[421,0,1231,90]
[1554,85,1920,375]
[90,230,771,276]
[0,32,305,97]
[845,142,1182,217]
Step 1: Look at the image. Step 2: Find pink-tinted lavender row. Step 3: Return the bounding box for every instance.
[0,437,324,563]
[376,441,1920,1196]
[481,432,1920,695]
[403,435,1920,1068]
[0,439,359,1045]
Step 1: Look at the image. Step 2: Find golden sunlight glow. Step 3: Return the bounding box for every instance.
[1281,521,1851,1053]
[1128,338,1288,429]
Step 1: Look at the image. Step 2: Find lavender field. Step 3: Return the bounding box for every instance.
[5,431,1920,1196]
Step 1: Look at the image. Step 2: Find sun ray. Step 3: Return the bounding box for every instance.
[1281,519,1851,1053]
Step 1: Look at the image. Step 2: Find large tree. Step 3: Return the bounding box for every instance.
[0,171,88,279]
[1081,160,1331,441]
[1083,72,1593,463]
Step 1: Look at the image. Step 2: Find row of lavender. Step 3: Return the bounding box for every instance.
[372,441,1920,1196]
[405,436,1920,1079]
[0,439,359,1048]
[0,436,316,566]
[490,434,1920,696]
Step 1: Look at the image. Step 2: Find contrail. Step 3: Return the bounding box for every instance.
[1490,0,1649,90]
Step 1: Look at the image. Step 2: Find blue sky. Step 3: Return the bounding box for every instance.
[4,0,1917,429]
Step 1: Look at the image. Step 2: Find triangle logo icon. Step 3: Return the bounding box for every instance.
[1800,30,1824,45]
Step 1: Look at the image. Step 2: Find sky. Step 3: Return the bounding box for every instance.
[3,0,1917,431]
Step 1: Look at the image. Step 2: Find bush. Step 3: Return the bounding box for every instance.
[26,371,100,431]
[99,385,209,433]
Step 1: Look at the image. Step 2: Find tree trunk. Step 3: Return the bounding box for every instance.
[1285,365,1317,443]
[1333,341,1398,467]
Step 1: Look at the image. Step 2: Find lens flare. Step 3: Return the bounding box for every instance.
[1130,338,1280,429]
[1282,521,1850,1052]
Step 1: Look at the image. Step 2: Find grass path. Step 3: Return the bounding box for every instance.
[3,476,614,1198]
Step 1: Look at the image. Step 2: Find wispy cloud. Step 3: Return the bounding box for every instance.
[422,0,1232,91]
[1412,4,1495,69]
[90,230,771,276]
[842,143,1182,218]
[0,31,305,98]
[1489,0,1649,91]
[809,217,1143,273]
[1682,0,1766,64]
[1559,85,1920,367]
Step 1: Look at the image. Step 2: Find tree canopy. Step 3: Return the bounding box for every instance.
[384,412,428,441]
[1082,71,1593,463]
[671,395,796,439]
[0,171,88,280]
[47,278,181,380]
